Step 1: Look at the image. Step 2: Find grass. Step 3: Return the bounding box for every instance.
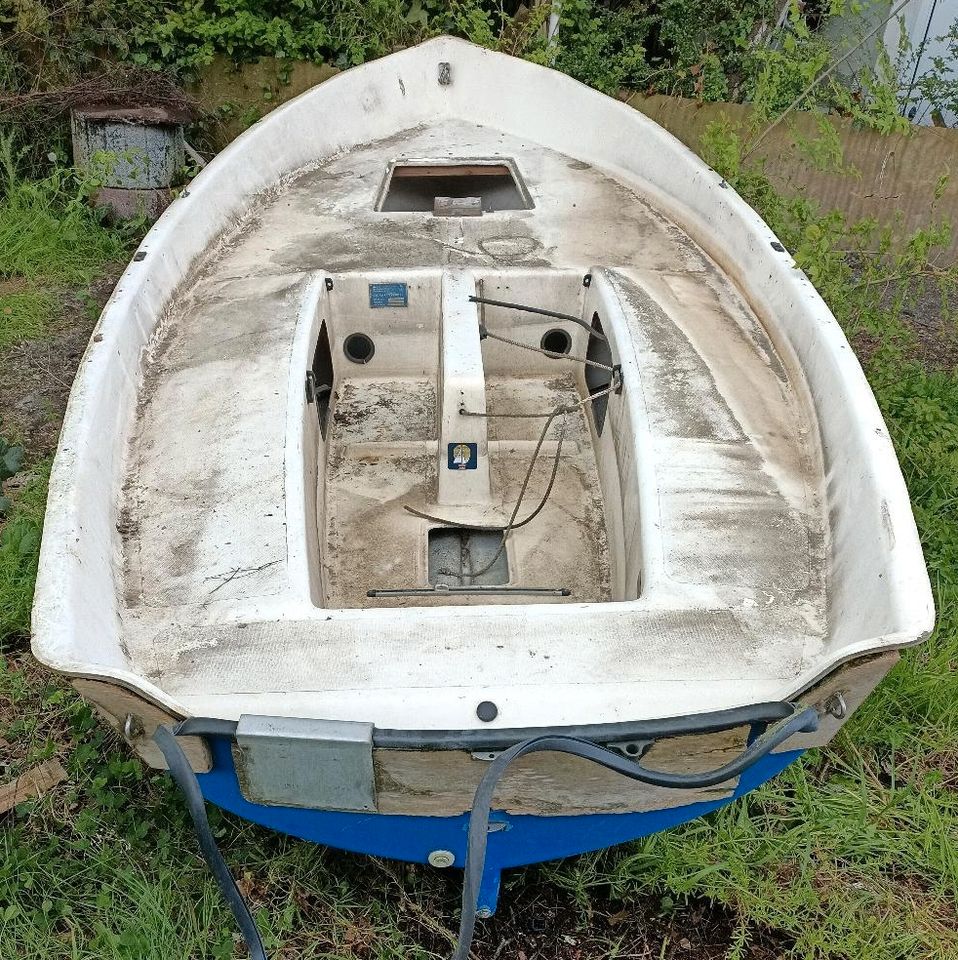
[0,291,58,351]
[0,130,138,360]
[0,134,133,285]
[0,463,48,643]
[1,134,957,958]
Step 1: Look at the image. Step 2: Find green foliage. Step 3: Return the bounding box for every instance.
[897,16,958,124]
[650,0,778,101]
[744,6,832,120]
[122,0,423,72]
[536,0,655,95]
[0,439,25,485]
[738,4,911,135]
[0,290,58,351]
[0,438,25,516]
[2,0,945,136]
[0,132,135,284]
[0,460,48,642]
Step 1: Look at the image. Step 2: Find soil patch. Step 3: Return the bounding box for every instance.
[0,264,124,454]
[468,881,792,959]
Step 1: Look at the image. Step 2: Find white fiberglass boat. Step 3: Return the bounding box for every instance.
[32,37,933,958]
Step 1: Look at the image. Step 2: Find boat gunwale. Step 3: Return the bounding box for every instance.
[176,698,798,751]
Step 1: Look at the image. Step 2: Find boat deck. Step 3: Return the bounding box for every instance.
[324,375,610,608]
[117,120,830,728]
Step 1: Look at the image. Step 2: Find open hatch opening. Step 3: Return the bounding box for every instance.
[310,321,333,440]
[378,161,531,213]
[586,312,613,435]
[428,527,510,586]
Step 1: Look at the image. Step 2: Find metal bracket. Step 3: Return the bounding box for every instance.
[235,715,376,812]
[123,713,144,742]
[821,691,848,720]
[612,364,624,394]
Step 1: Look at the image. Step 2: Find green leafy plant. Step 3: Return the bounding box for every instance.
[0,459,47,642]
[0,131,136,284]
[1,0,954,145]
[0,439,25,516]
[895,14,958,124]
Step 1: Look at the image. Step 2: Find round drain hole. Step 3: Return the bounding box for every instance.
[343,332,375,364]
[540,328,572,357]
[428,849,456,868]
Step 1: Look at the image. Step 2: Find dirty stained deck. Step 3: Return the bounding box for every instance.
[117,120,829,728]
[323,375,610,608]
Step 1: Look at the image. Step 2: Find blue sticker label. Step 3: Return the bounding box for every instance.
[369,282,408,308]
[448,442,478,470]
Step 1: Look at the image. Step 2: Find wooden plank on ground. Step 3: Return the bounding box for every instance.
[0,759,67,814]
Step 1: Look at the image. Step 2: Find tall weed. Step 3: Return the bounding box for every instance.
[0,132,133,284]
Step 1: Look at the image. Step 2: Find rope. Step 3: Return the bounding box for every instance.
[428,430,566,581]
[406,384,616,536]
[468,295,607,342]
[460,408,551,419]
[409,319,618,577]
[481,327,614,371]
[406,434,565,538]
[408,410,566,582]
[459,382,617,420]
[430,377,618,579]
[153,726,267,960]
[465,416,564,580]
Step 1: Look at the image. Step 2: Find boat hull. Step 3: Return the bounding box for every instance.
[196,733,804,913]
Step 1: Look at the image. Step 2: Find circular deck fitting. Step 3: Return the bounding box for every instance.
[476,700,499,722]
[343,332,375,364]
[540,328,572,357]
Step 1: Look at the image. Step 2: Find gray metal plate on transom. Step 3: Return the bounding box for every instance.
[234,715,376,812]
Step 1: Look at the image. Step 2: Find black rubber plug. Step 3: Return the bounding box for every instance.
[476,701,498,722]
